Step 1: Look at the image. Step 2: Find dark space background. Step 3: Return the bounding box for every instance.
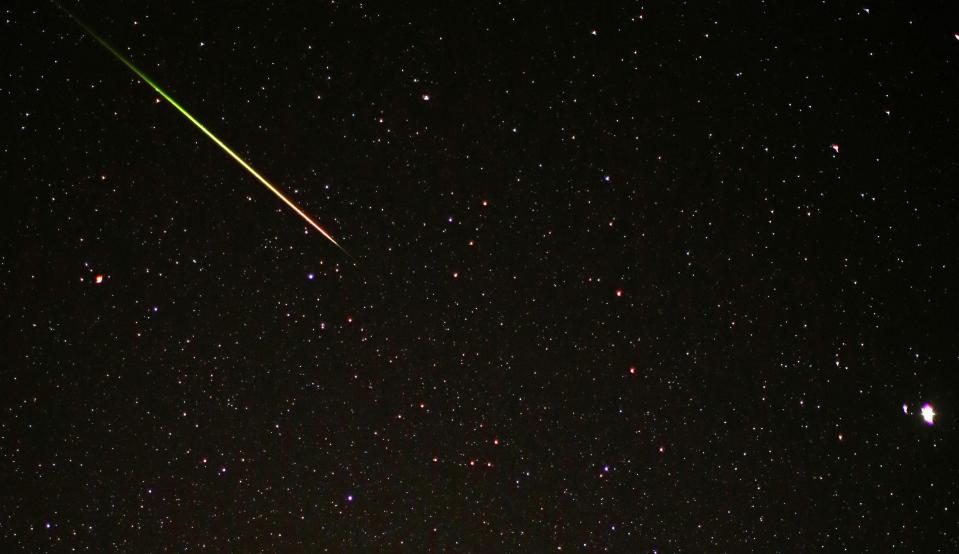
[3,1,958,551]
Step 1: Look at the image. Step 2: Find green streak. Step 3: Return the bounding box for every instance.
[59,7,224,158]
[55,2,352,259]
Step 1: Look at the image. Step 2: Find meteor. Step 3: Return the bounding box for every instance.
[55,3,351,259]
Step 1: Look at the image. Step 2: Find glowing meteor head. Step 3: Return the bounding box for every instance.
[920,404,936,425]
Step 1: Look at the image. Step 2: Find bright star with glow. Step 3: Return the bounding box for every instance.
[920,404,936,425]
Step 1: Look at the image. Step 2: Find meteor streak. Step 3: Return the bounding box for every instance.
[55,3,351,258]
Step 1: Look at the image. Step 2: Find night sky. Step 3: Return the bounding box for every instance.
[4,1,958,551]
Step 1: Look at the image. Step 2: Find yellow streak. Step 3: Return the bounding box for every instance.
[57,2,351,258]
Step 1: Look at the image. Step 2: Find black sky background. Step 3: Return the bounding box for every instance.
[3,1,958,551]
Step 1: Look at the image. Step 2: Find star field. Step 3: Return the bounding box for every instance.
[3,2,958,551]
